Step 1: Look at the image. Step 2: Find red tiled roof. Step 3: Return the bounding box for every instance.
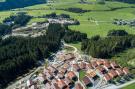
[103,74,112,81]
[80,62,86,69]
[123,67,129,74]
[52,78,58,84]
[104,63,111,69]
[58,72,64,79]
[115,68,124,76]
[96,66,105,72]
[82,76,91,86]
[57,80,67,89]
[110,62,119,68]
[67,71,76,79]
[60,67,67,74]
[91,61,98,68]
[48,66,57,73]
[102,59,110,64]
[108,69,118,78]
[86,63,93,69]
[75,83,83,89]
[96,60,104,65]
[73,64,80,71]
[64,77,72,85]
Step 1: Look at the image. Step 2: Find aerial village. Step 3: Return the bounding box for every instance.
[13,43,134,89]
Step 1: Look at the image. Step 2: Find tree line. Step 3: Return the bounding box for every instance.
[63,8,90,13]
[0,23,11,36]
[81,30,135,58]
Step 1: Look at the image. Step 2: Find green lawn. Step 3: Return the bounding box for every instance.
[122,83,135,89]
[79,70,86,81]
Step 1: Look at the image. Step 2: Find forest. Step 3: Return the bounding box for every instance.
[0,23,11,36]
[81,30,135,58]
[0,0,47,10]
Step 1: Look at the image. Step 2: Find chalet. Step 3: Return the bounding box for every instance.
[59,67,67,74]
[51,83,60,89]
[96,60,104,65]
[82,76,92,87]
[57,80,67,89]
[115,68,124,76]
[79,62,86,69]
[73,64,80,72]
[75,83,83,89]
[86,63,93,69]
[91,61,98,68]
[108,69,118,78]
[123,67,129,75]
[87,70,98,80]
[67,71,77,81]
[103,63,112,71]
[58,72,65,79]
[110,62,119,69]
[102,59,110,64]
[96,66,106,74]
[48,66,58,75]
[64,77,73,87]
[103,74,112,82]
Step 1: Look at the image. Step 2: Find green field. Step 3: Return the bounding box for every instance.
[0,0,135,38]
[0,0,135,51]
[122,83,135,89]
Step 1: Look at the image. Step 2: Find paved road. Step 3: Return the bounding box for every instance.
[64,43,77,53]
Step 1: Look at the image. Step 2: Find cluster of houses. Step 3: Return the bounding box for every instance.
[17,52,130,89]
[72,58,129,87]
[24,65,81,89]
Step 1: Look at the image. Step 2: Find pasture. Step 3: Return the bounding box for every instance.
[0,0,135,37]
